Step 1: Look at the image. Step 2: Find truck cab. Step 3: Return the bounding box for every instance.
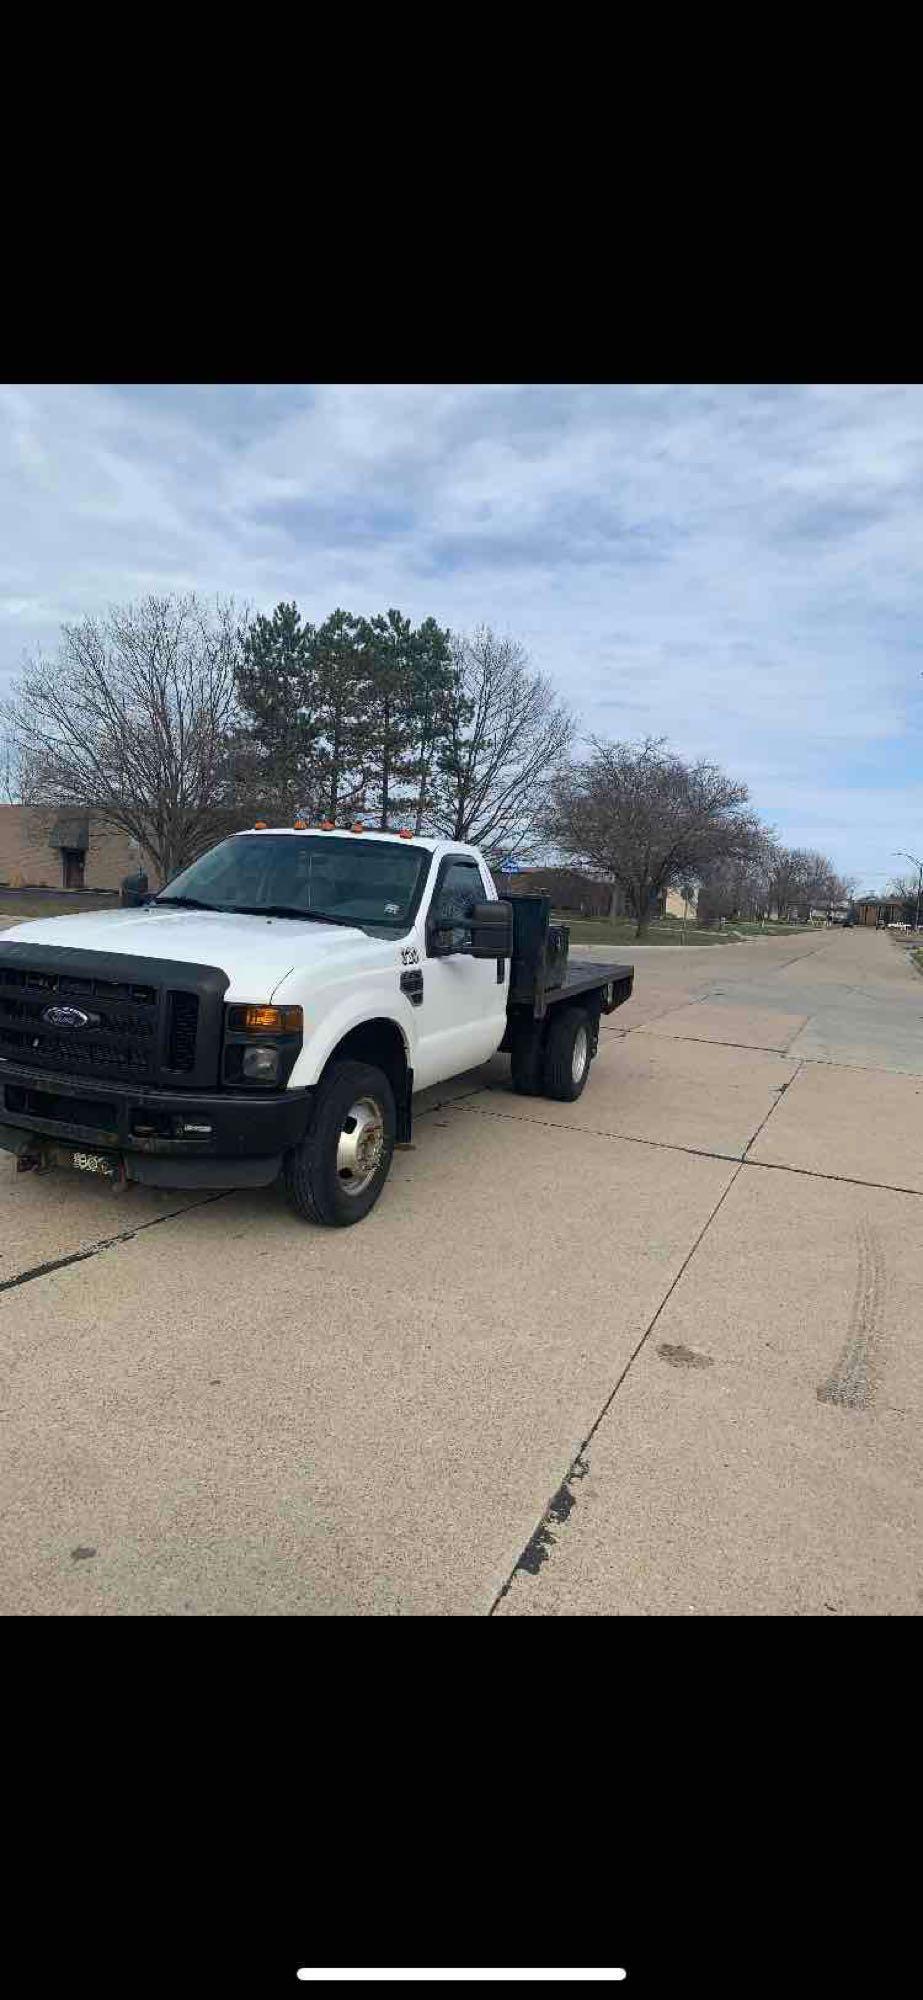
[0,825,632,1225]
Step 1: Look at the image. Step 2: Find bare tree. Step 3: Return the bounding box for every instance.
[430,627,574,859]
[767,846,852,922]
[886,871,922,926]
[1,731,18,804]
[547,736,765,938]
[1,594,246,886]
[696,836,778,925]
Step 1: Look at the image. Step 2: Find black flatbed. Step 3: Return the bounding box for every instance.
[560,958,633,1000]
[534,958,633,1018]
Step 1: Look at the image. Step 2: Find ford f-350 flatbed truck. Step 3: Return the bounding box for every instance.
[0,827,633,1226]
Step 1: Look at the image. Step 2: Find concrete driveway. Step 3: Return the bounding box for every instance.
[1,926,921,1615]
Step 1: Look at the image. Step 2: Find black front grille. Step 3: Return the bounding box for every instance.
[0,963,160,1083]
[168,991,199,1070]
[0,944,228,1092]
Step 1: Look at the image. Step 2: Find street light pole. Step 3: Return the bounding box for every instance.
[894,851,923,933]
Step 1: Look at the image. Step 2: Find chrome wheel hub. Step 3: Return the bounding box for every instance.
[572,1024,589,1085]
[336,1096,385,1196]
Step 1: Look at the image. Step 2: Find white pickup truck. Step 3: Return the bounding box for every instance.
[0,826,633,1225]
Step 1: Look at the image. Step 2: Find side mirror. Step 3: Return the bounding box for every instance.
[428,900,513,959]
[466,900,513,959]
[120,874,151,908]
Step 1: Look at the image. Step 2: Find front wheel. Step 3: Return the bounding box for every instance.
[542,1006,593,1102]
[283,1060,396,1226]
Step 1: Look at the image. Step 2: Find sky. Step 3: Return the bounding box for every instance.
[1,380,921,893]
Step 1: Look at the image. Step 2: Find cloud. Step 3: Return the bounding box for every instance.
[1,381,922,879]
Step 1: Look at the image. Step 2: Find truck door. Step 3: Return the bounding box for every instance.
[413,853,508,1090]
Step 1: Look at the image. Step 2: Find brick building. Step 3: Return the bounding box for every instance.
[489,867,630,917]
[0,805,152,893]
[852,895,906,928]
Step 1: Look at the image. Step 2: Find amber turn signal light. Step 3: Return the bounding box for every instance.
[229,1005,303,1034]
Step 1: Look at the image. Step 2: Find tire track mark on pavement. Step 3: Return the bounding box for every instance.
[489,1161,745,1611]
[817,1218,886,1411]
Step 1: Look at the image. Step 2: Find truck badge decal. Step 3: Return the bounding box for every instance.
[400,946,420,966]
[42,1004,100,1029]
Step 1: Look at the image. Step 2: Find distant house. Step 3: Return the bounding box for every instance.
[852,896,905,928]
[0,805,152,893]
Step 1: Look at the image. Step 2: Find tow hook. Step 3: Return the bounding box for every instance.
[15,1149,45,1175]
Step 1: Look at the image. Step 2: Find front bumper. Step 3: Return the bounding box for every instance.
[0,1058,315,1189]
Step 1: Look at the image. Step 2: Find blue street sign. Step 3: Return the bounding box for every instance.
[499,858,522,874]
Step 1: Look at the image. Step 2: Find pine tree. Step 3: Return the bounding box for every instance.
[312,610,373,822]
[404,616,453,833]
[235,602,321,817]
[362,610,418,829]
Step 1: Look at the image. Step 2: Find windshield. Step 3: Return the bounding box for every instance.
[157,835,431,932]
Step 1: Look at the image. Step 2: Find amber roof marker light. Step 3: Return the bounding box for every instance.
[398,829,413,839]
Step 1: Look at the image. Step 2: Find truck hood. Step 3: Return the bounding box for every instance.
[0,904,380,1001]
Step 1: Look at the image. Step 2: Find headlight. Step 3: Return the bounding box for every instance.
[222,1002,303,1087]
[241,1045,280,1082]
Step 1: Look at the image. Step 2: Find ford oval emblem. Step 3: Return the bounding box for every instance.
[42,1004,95,1029]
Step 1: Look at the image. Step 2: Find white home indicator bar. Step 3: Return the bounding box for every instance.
[296,1974,627,1984]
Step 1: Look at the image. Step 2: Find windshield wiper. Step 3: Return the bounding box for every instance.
[154,895,224,911]
[232,904,359,927]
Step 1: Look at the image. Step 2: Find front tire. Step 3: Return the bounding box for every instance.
[283,1060,396,1226]
[542,1006,593,1102]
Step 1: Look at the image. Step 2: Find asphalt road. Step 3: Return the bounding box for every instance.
[1,925,921,1614]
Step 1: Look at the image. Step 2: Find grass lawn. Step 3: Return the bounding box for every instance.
[0,891,120,924]
[725,919,817,938]
[555,913,819,947]
[556,914,733,947]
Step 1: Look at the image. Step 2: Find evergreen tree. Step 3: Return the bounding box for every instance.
[313,609,373,822]
[363,609,418,829]
[235,602,320,816]
[404,617,454,832]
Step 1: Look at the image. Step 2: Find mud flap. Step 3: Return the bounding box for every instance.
[395,1066,414,1146]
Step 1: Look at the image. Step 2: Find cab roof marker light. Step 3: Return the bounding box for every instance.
[320,820,335,831]
[253,821,267,829]
[398,829,413,839]
[293,819,306,829]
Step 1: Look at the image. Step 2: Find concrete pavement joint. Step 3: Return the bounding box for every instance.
[0,1191,231,1299]
[460,1093,923,1200]
[634,1030,802,1056]
[464,1092,744,1166]
[741,1156,923,1201]
[741,1061,805,1159]
[489,1162,745,1612]
[0,1084,513,1306]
